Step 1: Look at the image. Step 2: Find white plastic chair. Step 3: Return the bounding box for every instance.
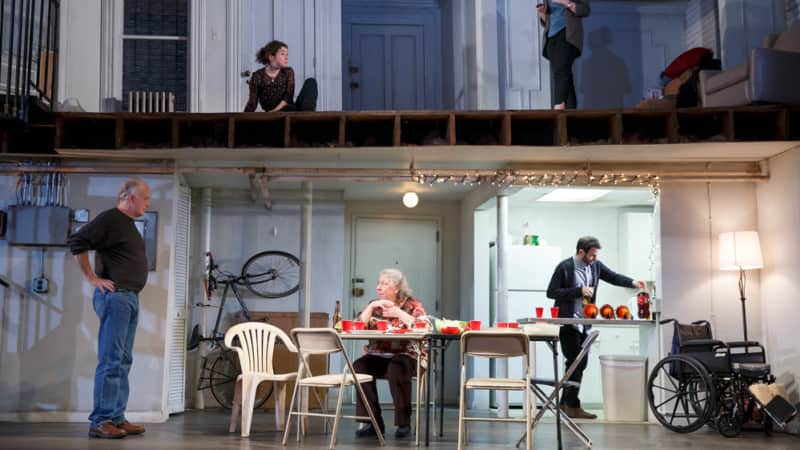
[458,329,533,450]
[283,328,385,450]
[225,322,298,437]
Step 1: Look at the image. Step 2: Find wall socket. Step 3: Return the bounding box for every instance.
[32,277,49,294]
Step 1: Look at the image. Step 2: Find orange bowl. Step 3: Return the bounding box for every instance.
[600,304,615,319]
[616,305,631,320]
[583,304,598,319]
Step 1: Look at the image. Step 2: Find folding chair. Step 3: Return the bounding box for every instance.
[516,329,599,449]
[458,330,533,450]
[226,322,298,437]
[282,328,385,450]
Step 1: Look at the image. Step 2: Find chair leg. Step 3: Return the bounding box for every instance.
[525,385,532,450]
[274,381,287,431]
[229,375,242,433]
[328,383,347,450]
[240,376,259,437]
[354,379,385,446]
[457,369,466,450]
[282,379,301,446]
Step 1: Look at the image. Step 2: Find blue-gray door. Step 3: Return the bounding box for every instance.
[342,1,442,111]
[348,24,426,110]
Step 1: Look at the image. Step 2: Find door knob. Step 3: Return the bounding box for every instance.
[350,82,360,89]
[240,69,252,78]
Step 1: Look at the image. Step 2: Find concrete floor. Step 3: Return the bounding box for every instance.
[0,408,798,450]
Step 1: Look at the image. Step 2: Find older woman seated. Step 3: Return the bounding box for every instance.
[353,268,427,439]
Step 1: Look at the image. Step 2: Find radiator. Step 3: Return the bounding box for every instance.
[128,91,175,113]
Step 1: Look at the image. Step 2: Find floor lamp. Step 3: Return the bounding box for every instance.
[719,231,764,343]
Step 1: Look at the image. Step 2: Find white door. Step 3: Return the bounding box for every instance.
[351,217,439,316]
[342,1,443,110]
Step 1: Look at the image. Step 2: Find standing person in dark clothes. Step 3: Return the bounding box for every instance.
[546,236,645,419]
[69,178,151,439]
[243,40,318,112]
[537,0,590,109]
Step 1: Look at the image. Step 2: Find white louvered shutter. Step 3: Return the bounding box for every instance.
[167,183,191,413]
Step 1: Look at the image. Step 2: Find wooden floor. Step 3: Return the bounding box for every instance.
[1,408,798,450]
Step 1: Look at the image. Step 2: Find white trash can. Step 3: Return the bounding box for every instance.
[599,355,648,421]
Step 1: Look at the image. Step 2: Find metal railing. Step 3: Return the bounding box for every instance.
[0,0,60,122]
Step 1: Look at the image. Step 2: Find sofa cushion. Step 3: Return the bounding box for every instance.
[705,63,749,93]
[774,23,800,53]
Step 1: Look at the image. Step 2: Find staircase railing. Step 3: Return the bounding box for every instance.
[0,0,60,122]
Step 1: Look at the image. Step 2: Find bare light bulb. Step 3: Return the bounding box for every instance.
[402,192,419,208]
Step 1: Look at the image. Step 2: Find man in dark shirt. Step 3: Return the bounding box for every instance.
[69,178,150,439]
[546,236,644,419]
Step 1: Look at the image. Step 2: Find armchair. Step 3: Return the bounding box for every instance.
[699,23,800,107]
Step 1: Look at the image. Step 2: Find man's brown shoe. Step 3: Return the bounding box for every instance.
[116,420,145,435]
[561,405,598,419]
[88,422,127,439]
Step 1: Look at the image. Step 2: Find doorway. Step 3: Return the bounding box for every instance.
[342,0,444,110]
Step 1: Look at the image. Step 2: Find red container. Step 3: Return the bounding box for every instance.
[376,320,388,331]
[341,319,353,332]
[415,320,428,329]
[535,307,544,318]
[468,320,481,330]
[550,307,560,318]
[637,292,651,319]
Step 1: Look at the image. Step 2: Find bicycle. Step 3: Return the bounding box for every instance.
[187,250,301,409]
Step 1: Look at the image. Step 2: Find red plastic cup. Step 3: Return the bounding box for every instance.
[341,320,353,332]
[550,307,560,318]
[535,307,544,318]
[507,322,519,329]
[497,322,508,328]
[468,320,481,331]
[376,320,388,331]
[415,320,428,329]
[353,321,365,331]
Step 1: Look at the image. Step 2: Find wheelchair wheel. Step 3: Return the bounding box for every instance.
[241,251,301,298]
[209,349,273,409]
[648,354,716,433]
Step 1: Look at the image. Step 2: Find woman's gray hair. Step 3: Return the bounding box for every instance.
[380,268,413,300]
[118,178,146,200]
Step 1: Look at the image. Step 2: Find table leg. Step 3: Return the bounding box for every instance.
[439,342,446,437]
[425,337,433,446]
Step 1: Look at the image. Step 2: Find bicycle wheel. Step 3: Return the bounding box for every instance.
[241,250,301,298]
[648,354,716,433]
[209,349,274,409]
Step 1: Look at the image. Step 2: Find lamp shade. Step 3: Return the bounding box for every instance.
[719,231,763,271]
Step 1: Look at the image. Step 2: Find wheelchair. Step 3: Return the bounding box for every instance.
[647,318,775,437]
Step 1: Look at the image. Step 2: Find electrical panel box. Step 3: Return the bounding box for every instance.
[7,206,70,246]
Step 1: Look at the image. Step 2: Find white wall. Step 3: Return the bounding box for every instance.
[185,189,345,407]
[757,147,800,400]
[58,0,102,110]
[718,0,786,69]
[59,0,342,112]
[0,174,175,422]
[659,182,762,348]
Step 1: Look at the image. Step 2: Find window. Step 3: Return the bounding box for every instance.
[122,0,188,111]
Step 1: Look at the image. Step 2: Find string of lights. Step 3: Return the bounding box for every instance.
[412,170,662,189]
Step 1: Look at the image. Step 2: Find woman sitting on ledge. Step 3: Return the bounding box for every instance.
[244,40,317,112]
[353,268,427,439]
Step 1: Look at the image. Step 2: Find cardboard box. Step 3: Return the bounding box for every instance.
[663,68,693,97]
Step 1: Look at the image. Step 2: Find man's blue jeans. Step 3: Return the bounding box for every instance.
[89,288,139,430]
